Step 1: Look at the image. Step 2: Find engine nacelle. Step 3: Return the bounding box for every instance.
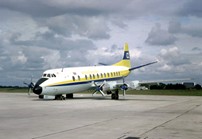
[102,81,129,92]
[102,81,117,92]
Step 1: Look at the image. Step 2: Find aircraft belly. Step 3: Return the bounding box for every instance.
[42,83,91,95]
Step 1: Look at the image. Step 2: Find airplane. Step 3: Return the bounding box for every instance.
[25,43,157,100]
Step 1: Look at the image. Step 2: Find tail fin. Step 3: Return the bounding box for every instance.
[113,43,131,68]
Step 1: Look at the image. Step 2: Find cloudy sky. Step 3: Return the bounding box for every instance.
[0,0,202,86]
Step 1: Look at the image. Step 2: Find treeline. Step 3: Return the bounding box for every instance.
[150,83,202,90]
[0,86,26,89]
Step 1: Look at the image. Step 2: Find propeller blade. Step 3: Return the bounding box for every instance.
[92,90,97,96]
[28,88,31,96]
[24,82,29,86]
[92,82,106,96]
[24,76,35,96]
[99,90,106,96]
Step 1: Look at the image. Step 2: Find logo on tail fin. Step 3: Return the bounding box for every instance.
[113,43,131,68]
[123,51,130,60]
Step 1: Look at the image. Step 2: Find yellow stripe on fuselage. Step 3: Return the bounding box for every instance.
[46,68,130,87]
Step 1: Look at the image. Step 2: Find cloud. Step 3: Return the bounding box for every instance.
[145,23,177,46]
[192,47,201,52]
[44,15,110,39]
[169,20,202,38]
[158,47,191,66]
[179,0,202,17]
[0,0,181,18]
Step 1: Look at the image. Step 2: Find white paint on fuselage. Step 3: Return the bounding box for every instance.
[39,65,130,96]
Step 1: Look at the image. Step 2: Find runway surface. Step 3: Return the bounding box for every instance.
[0,92,202,139]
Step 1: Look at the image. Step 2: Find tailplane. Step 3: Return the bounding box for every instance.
[113,43,131,68]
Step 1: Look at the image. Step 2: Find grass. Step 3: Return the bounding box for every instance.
[126,89,202,96]
[0,88,27,93]
[0,87,202,96]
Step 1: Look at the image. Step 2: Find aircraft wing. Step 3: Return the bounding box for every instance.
[129,61,158,71]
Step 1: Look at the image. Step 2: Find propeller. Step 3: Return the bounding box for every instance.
[92,82,106,96]
[23,76,35,96]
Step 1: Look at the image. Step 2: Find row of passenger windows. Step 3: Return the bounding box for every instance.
[42,73,56,78]
[72,72,121,81]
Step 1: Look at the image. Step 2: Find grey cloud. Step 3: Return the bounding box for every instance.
[0,0,129,17]
[0,0,186,18]
[192,47,201,51]
[179,0,202,17]
[168,21,202,38]
[168,21,182,34]
[0,28,96,71]
[37,15,111,39]
[145,23,177,46]
[158,47,191,67]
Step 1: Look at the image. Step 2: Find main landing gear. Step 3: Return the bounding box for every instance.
[111,89,119,100]
[55,95,66,100]
[55,93,74,100]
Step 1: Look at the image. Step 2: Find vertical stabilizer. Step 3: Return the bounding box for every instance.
[113,43,131,68]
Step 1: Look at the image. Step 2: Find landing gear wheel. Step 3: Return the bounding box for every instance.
[111,93,116,99]
[55,95,66,100]
[39,95,44,99]
[66,93,73,99]
[61,96,66,100]
[111,89,119,100]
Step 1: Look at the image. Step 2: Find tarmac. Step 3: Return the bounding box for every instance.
[0,92,202,139]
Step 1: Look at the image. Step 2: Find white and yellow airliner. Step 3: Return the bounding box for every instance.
[27,43,157,100]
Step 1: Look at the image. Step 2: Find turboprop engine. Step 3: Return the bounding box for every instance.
[102,81,118,92]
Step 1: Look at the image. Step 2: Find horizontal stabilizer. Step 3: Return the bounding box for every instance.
[129,61,157,71]
[98,62,109,66]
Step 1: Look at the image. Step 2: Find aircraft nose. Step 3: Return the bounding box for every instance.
[33,85,42,95]
[33,78,47,95]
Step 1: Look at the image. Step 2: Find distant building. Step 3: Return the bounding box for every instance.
[182,82,195,89]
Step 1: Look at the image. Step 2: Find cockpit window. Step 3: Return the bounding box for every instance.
[42,73,56,78]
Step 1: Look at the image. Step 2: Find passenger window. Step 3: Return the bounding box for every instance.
[90,74,92,79]
[104,73,106,78]
[111,73,113,77]
[93,74,95,79]
[72,76,75,81]
[97,74,99,78]
[85,75,87,80]
[78,76,80,81]
[47,74,50,78]
[101,73,103,78]
[107,73,110,77]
